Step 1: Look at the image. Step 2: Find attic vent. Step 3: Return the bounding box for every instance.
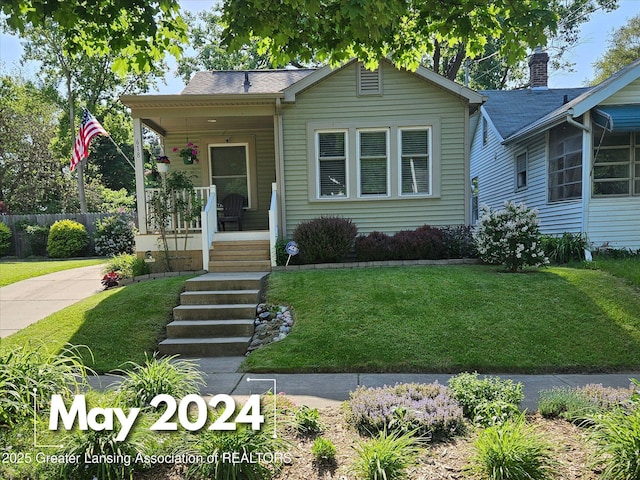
[358,63,381,95]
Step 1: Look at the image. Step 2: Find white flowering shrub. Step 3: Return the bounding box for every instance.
[473,202,548,272]
[94,215,136,257]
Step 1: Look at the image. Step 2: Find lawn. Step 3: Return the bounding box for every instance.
[0,276,192,373]
[0,258,107,287]
[592,256,640,289]
[242,264,640,373]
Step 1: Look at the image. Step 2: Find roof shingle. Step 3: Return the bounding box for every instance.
[181,69,316,95]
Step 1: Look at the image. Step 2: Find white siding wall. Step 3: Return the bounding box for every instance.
[589,198,640,249]
[470,113,583,233]
[281,61,470,236]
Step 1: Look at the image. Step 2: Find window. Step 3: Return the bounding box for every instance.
[471,176,479,224]
[358,63,381,95]
[516,152,527,190]
[358,130,388,196]
[317,131,347,197]
[400,128,430,195]
[548,124,582,202]
[592,128,639,196]
[210,145,249,207]
[482,117,488,146]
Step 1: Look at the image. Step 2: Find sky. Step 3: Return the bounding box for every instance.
[0,0,638,93]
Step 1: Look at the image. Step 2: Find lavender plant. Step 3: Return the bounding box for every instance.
[346,383,464,440]
[473,202,548,272]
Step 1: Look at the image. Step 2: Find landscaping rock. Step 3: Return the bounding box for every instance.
[246,304,295,354]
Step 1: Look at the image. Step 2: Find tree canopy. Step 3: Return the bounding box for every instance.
[221,0,559,72]
[1,0,187,74]
[591,13,640,84]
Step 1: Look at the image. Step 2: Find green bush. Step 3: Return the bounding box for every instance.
[312,437,337,463]
[448,372,524,424]
[103,252,150,279]
[351,429,421,480]
[293,216,357,264]
[46,219,89,258]
[542,232,588,264]
[18,223,49,256]
[470,414,555,480]
[0,222,11,256]
[94,214,136,257]
[589,406,640,480]
[294,405,325,435]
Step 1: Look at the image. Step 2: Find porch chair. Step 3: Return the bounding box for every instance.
[218,193,245,231]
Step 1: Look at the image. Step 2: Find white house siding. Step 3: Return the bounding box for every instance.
[281,61,470,236]
[588,198,640,249]
[470,115,583,234]
[602,78,640,105]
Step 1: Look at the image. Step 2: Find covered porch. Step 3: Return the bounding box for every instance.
[120,94,285,271]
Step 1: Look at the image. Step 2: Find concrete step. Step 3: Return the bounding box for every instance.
[210,249,270,261]
[158,337,250,357]
[212,240,270,251]
[166,319,255,338]
[173,304,256,321]
[185,272,268,292]
[209,260,271,272]
[180,290,260,305]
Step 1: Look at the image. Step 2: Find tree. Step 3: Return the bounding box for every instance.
[0,76,75,213]
[0,0,187,75]
[221,0,558,72]
[591,13,640,84]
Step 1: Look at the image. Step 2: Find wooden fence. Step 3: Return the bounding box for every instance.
[0,213,137,257]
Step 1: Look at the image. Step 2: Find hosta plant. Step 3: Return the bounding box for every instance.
[473,201,548,272]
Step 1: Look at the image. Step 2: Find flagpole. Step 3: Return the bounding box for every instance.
[107,135,135,170]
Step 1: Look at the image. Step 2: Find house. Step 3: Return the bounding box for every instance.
[470,51,640,250]
[121,58,484,271]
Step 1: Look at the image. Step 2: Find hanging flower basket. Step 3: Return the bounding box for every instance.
[173,143,199,165]
[156,155,170,173]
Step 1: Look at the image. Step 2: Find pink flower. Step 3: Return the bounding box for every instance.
[172,147,178,152]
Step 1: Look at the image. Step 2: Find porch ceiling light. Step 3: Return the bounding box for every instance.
[207,119,217,123]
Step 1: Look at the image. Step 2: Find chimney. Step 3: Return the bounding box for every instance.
[529,47,549,90]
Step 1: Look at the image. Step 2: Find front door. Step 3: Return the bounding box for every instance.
[210,144,250,208]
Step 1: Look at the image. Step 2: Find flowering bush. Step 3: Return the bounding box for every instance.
[101,271,120,289]
[473,202,548,272]
[94,215,136,257]
[173,142,199,164]
[346,382,464,440]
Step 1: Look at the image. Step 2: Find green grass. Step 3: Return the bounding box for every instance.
[0,276,192,373]
[0,258,107,287]
[591,257,640,289]
[242,265,640,373]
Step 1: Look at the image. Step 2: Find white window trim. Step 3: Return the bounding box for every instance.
[398,126,433,197]
[515,150,528,191]
[316,129,349,200]
[208,142,253,209]
[357,128,390,198]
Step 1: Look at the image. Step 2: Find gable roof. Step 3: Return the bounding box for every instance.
[480,88,589,141]
[484,58,640,145]
[181,69,316,95]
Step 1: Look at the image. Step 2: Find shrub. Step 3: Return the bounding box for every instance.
[293,216,357,264]
[351,429,422,480]
[441,225,477,258]
[46,219,89,258]
[94,214,136,257]
[19,223,49,256]
[103,252,150,279]
[294,405,325,435]
[447,372,523,424]
[473,202,547,272]
[346,382,464,440]
[541,232,588,264]
[115,353,205,409]
[470,413,555,480]
[392,225,445,260]
[589,407,640,480]
[0,222,11,256]
[355,231,394,261]
[312,437,337,463]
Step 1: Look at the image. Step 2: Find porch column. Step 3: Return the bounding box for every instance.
[133,117,147,234]
[273,98,286,236]
[581,110,592,236]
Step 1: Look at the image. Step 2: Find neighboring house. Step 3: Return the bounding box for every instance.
[121,58,484,270]
[470,51,640,250]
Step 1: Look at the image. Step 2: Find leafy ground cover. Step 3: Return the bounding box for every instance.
[0,258,106,287]
[243,264,640,373]
[0,276,193,373]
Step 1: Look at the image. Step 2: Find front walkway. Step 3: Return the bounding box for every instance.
[0,264,104,338]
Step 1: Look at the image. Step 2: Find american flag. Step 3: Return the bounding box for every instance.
[70,108,108,171]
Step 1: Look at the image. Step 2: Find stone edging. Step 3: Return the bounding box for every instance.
[118,270,207,286]
[272,258,480,272]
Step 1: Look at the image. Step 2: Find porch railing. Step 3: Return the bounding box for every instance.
[144,186,213,233]
[201,185,218,271]
[268,182,278,267]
